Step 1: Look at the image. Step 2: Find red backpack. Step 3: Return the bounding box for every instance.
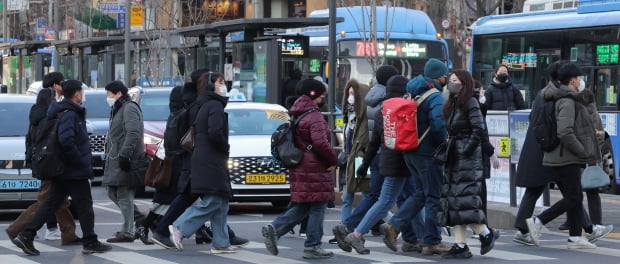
[382,88,440,151]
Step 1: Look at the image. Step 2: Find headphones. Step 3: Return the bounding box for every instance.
[206,72,214,91]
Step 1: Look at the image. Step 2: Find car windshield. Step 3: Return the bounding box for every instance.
[227,108,288,135]
[0,102,32,136]
[84,93,110,119]
[140,93,170,121]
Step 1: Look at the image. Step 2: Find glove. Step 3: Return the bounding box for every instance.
[356,163,369,179]
[119,156,131,171]
[490,154,500,169]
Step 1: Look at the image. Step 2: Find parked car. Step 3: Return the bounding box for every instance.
[134,88,292,206]
[0,95,39,209]
[82,89,110,182]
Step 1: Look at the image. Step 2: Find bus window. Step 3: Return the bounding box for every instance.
[594,68,618,109]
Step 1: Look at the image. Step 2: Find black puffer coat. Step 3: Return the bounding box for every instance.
[438,97,486,226]
[484,81,526,110]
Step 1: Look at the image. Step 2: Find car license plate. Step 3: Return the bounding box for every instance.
[0,179,41,190]
[245,174,286,184]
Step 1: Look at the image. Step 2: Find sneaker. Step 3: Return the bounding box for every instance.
[45,228,61,241]
[479,228,500,255]
[6,229,16,242]
[168,225,184,251]
[379,223,399,252]
[332,224,352,252]
[82,240,112,254]
[261,224,279,256]
[299,232,307,238]
[586,224,613,243]
[302,245,334,259]
[401,241,423,253]
[422,243,451,255]
[568,236,597,249]
[441,243,472,259]
[512,231,536,246]
[13,234,40,256]
[151,232,175,249]
[106,232,134,243]
[230,236,250,247]
[211,246,237,254]
[525,217,543,246]
[345,233,370,254]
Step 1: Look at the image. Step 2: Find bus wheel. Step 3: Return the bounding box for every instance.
[600,139,618,194]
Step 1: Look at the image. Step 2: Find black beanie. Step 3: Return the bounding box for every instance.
[299,79,327,99]
[385,75,409,99]
[376,65,399,86]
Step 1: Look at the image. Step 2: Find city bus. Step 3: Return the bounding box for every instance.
[470,0,620,194]
[302,6,450,105]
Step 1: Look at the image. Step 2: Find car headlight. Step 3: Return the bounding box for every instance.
[144,134,162,145]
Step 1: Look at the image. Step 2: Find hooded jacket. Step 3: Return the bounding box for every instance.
[484,81,526,110]
[344,83,370,193]
[48,99,93,180]
[364,83,386,138]
[542,84,600,167]
[405,75,447,156]
[289,95,338,202]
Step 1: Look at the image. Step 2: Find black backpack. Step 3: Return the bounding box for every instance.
[31,110,68,180]
[531,96,575,152]
[163,102,196,156]
[271,109,316,168]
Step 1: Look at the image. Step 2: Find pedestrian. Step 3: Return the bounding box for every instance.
[12,80,112,256]
[261,79,338,259]
[483,64,526,110]
[168,71,237,254]
[526,62,609,249]
[379,58,450,255]
[102,81,147,243]
[438,69,500,258]
[282,68,302,107]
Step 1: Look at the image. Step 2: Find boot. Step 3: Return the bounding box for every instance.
[195,225,212,244]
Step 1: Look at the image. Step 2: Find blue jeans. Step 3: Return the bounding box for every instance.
[272,202,327,248]
[341,187,354,222]
[392,153,443,246]
[344,154,385,231]
[354,176,409,235]
[173,195,230,248]
[398,177,424,243]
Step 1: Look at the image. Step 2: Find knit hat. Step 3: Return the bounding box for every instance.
[385,75,409,99]
[424,58,448,79]
[299,79,327,99]
[376,65,399,86]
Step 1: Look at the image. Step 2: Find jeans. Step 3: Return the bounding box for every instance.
[537,164,583,236]
[393,153,443,246]
[107,185,136,235]
[514,184,546,233]
[21,179,98,245]
[398,177,424,243]
[272,202,327,248]
[173,195,230,248]
[341,187,354,222]
[354,176,409,235]
[344,154,385,231]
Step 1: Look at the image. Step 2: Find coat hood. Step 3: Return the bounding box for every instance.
[182,82,198,105]
[47,99,85,119]
[542,82,582,102]
[290,95,319,116]
[406,75,440,97]
[29,104,49,126]
[169,85,185,112]
[364,83,386,107]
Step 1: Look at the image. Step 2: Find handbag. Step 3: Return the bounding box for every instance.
[581,164,610,189]
[433,138,453,165]
[337,152,348,167]
[180,126,195,152]
[144,156,173,189]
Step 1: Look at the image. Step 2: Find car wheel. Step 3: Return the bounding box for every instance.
[271,200,290,208]
[600,138,619,194]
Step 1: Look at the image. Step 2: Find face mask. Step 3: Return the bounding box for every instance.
[496,73,509,83]
[447,82,462,94]
[578,79,586,92]
[81,91,86,104]
[217,85,228,96]
[106,97,116,107]
[347,95,355,105]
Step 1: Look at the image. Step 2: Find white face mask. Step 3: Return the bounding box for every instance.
[217,85,228,96]
[347,95,355,105]
[81,91,86,104]
[578,79,586,92]
[106,97,116,107]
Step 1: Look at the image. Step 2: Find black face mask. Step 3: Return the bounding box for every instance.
[496,73,509,83]
[318,96,327,108]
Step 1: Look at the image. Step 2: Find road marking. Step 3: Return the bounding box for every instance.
[93,204,122,214]
[0,240,64,253]
[545,245,620,257]
[0,255,39,264]
[334,250,434,262]
[201,249,308,264]
[468,246,555,260]
[93,251,178,264]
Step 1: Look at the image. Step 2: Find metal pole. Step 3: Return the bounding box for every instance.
[3,0,8,42]
[328,0,336,140]
[124,0,131,86]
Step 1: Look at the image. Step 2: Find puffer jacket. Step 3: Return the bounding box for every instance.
[438,97,486,226]
[289,95,338,202]
[484,81,526,110]
[405,75,447,156]
[542,84,600,167]
[364,83,386,138]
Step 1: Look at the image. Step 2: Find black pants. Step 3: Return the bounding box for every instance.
[585,189,602,225]
[22,179,98,245]
[538,164,584,236]
[514,184,547,233]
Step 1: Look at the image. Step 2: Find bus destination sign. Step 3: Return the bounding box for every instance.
[352,41,427,58]
[596,44,619,65]
[276,37,308,57]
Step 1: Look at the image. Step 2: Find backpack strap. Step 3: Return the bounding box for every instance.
[292,109,317,150]
[414,88,440,144]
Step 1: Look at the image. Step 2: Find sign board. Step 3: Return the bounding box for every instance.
[485,114,510,136]
[130,6,144,26]
[276,37,308,57]
[442,19,450,29]
[43,26,56,40]
[224,63,233,81]
[7,0,28,11]
[509,111,529,163]
[117,13,126,28]
[100,3,126,13]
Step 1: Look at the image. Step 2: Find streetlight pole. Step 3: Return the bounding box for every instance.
[3,0,7,43]
[124,0,131,86]
[328,0,336,144]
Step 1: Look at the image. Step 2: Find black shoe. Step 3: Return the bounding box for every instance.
[82,240,112,254]
[442,243,472,259]
[195,226,212,244]
[479,228,500,255]
[135,226,154,245]
[332,224,352,252]
[558,222,569,231]
[106,232,134,243]
[152,232,175,249]
[230,236,250,247]
[13,234,40,256]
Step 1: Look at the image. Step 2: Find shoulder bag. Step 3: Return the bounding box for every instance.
[180,126,195,152]
[581,164,610,189]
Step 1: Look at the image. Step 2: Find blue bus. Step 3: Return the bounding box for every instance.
[471,0,620,193]
[303,6,450,107]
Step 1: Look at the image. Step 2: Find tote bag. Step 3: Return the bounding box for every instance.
[581,164,610,189]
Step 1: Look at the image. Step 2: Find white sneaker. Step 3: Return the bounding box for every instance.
[586,224,613,242]
[568,236,597,249]
[525,217,543,246]
[45,228,61,241]
[512,231,536,246]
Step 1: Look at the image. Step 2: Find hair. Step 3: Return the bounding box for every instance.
[546,60,566,83]
[197,72,224,95]
[104,80,128,95]
[557,63,582,85]
[42,72,64,88]
[62,80,84,99]
[342,79,361,121]
[442,69,475,119]
[495,64,509,75]
[36,87,53,105]
[191,68,209,83]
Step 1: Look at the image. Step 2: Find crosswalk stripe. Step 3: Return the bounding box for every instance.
[468,246,555,260]
[200,249,308,264]
[544,245,620,257]
[0,254,39,264]
[333,251,434,262]
[94,251,178,264]
[0,240,64,253]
